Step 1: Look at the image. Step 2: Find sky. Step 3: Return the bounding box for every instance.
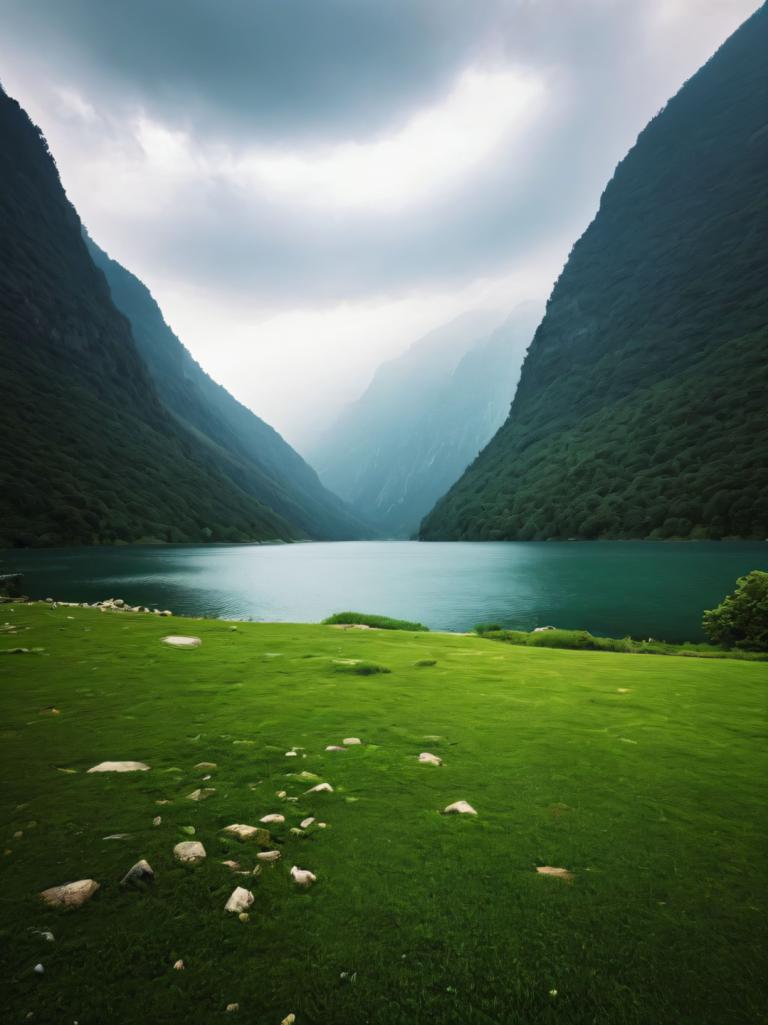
[0,0,760,448]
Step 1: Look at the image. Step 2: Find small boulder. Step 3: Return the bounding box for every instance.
[536,865,574,882]
[87,761,149,773]
[418,752,442,766]
[153,816,162,827]
[40,879,100,909]
[173,841,206,864]
[256,850,281,862]
[305,783,333,794]
[186,788,216,802]
[194,761,217,770]
[443,801,477,816]
[300,817,315,829]
[224,886,254,913]
[342,738,362,746]
[290,865,316,888]
[173,960,185,971]
[120,859,154,889]
[259,814,285,825]
[161,635,201,648]
[226,1003,240,1013]
[223,824,272,844]
[285,751,298,757]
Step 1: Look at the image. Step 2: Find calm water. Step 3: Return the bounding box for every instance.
[2,540,766,641]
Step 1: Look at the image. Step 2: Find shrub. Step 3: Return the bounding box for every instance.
[322,612,429,631]
[474,622,502,634]
[333,661,391,676]
[703,570,768,650]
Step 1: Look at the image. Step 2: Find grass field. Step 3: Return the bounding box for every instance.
[1,603,766,1025]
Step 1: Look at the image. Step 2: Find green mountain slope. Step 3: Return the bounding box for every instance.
[309,308,539,536]
[420,5,768,542]
[85,237,369,542]
[0,88,336,547]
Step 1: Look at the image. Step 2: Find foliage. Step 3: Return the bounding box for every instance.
[703,570,768,650]
[421,8,768,541]
[333,660,391,675]
[1,603,766,1024]
[322,611,429,631]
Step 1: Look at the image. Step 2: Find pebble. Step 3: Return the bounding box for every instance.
[281,1016,296,1025]
[173,960,185,971]
[259,814,285,824]
[443,801,477,815]
[290,866,316,888]
[173,841,206,864]
[226,1003,239,1013]
[153,816,162,826]
[285,751,298,757]
[300,817,315,829]
[276,790,287,799]
[34,963,44,975]
[325,745,346,751]
[342,738,362,746]
[536,866,574,881]
[305,783,333,794]
[256,850,281,862]
[224,887,254,913]
[39,879,100,909]
[222,860,241,871]
[238,913,249,923]
[418,752,442,766]
[186,788,216,802]
[87,761,150,773]
[223,824,272,844]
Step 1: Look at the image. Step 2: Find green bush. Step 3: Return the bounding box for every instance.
[333,661,391,676]
[322,612,429,631]
[703,570,768,650]
[474,622,502,634]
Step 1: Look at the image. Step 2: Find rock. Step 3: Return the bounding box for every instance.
[325,745,346,751]
[443,801,477,815]
[342,738,362,746]
[153,816,162,826]
[186,788,216,802]
[300,817,315,829]
[161,635,201,648]
[259,814,285,825]
[533,625,556,632]
[226,1004,240,1013]
[285,751,298,757]
[536,865,574,881]
[103,833,130,840]
[222,860,241,871]
[305,783,333,794]
[87,761,150,773]
[120,859,154,889]
[155,799,171,805]
[290,865,316,888]
[194,762,217,769]
[418,752,442,766]
[173,960,185,971]
[223,824,272,844]
[276,790,287,799]
[238,912,249,923]
[256,850,281,862]
[33,930,54,943]
[13,830,23,839]
[296,771,321,782]
[224,886,254,913]
[289,828,305,837]
[317,822,327,829]
[173,841,206,864]
[40,879,100,909]
[34,963,44,975]
[282,1015,296,1025]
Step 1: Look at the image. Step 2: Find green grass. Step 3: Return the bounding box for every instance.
[1,603,766,1025]
[322,611,429,631]
[474,626,768,660]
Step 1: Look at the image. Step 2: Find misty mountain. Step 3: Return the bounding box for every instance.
[0,86,366,547]
[420,6,768,542]
[309,307,540,535]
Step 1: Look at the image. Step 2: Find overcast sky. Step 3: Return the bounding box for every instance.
[0,0,759,447]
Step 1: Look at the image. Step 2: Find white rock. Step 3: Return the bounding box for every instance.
[256,850,281,862]
[305,783,333,794]
[161,635,201,648]
[194,761,217,769]
[342,738,362,746]
[418,752,442,766]
[325,745,346,751]
[290,865,316,888]
[275,790,287,799]
[282,1015,296,1025]
[259,814,285,824]
[443,800,477,815]
[87,761,149,773]
[226,1002,240,1012]
[285,751,298,757]
[221,860,241,871]
[300,817,315,829]
[223,824,271,842]
[173,959,185,971]
[34,963,44,974]
[224,886,254,913]
[39,879,100,909]
[186,788,216,802]
[153,816,162,826]
[173,841,206,864]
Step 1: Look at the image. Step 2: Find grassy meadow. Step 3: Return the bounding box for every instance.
[1,603,766,1025]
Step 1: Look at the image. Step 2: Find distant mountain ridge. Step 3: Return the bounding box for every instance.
[420,5,768,542]
[0,86,366,547]
[310,307,540,535]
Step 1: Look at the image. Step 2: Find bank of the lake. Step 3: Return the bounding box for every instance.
[2,540,766,642]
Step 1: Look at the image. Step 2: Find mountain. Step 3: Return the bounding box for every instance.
[308,308,540,536]
[84,237,369,542]
[420,6,768,543]
[0,87,365,547]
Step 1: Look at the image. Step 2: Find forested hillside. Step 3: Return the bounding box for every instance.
[309,308,539,535]
[0,88,360,547]
[86,237,368,542]
[420,5,768,542]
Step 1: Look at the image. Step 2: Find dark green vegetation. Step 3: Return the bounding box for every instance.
[0,87,364,548]
[473,625,768,661]
[703,569,768,650]
[309,307,540,537]
[421,6,768,542]
[322,611,429,631]
[2,604,766,1024]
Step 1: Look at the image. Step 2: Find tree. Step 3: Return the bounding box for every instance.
[702,570,768,650]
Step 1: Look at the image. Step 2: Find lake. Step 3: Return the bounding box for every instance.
[2,540,766,641]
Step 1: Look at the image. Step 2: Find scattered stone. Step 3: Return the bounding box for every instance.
[13,830,23,839]
[87,761,150,773]
[32,930,54,943]
[223,824,272,844]
[186,788,216,802]
[226,1004,240,1013]
[418,752,442,766]
[222,860,241,871]
[194,761,217,770]
[238,912,249,923]
[276,790,287,799]
[155,799,171,806]
[305,783,333,794]
[300,817,315,829]
[290,866,316,888]
[317,822,327,829]
[224,886,254,913]
[173,841,206,864]
[34,963,44,975]
[161,636,201,648]
[296,771,321,782]
[40,879,100,909]
[153,816,162,827]
[282,1015,296,1025]
[120,859,154,889]
[256,850,281,862]
[285,751,298,757]
[103,833,130,840]
[289,828,305,837]
[259,814,285,825]
[536,866,574,882]
[443,801,477,816]
[342,738,362,746]
[325,745,346,751]
[173,960,185,971]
